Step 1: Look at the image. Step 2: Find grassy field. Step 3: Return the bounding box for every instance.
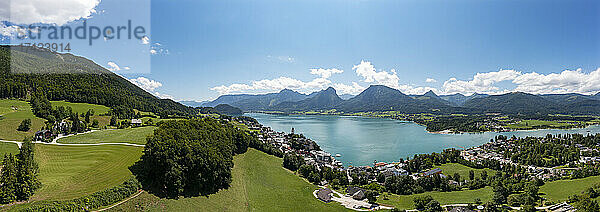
[378,187,493,210]
[539,175,600,202]
[50,101,111,114]
[0,99,46,141]
[108,149,347,212]
[434,163,496,179]
[58,126,156,145]
[50,101,112,128]
[0,142,19,161]
[505,120,576,130]
[31,144,143,201]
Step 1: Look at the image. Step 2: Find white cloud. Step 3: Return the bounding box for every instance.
[153,92,174,100]
[442,69,521,95]
[512,68,600,94]
[425,78,437,83]
[150,43,169,55]
[353,60,400,89]
[211,67,345,95]
[106,62,121,72]
[333,82,365,95]
[0,23,27,37]
[141,36,150,45]
[310,68,343,79]
[106,62,130,72]
[267,55,295,63]
[397,85,441,95]
[129,77,162,92]
[1,0,100,25]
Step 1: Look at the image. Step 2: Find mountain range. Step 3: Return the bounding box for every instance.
[204,85,600,115]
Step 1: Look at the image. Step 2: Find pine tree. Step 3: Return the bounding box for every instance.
[15,139,41,200]
[0,154,18,203]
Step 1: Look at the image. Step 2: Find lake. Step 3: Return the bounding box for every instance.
[247,113,600,166]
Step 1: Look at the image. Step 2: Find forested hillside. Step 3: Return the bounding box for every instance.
[0,46,194,116]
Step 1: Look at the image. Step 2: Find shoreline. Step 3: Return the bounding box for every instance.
[248,111,600,135]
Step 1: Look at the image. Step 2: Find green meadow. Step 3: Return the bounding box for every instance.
[539,175,600,202]
[31,144,142,201]
[505,120,576,130]
[0,99,46,141]
[434,163,497,179]
[108,148,347,212]
[50,101,113,128]
[58,126,156,145]
[0,142,19,161]
[378,187,494,210]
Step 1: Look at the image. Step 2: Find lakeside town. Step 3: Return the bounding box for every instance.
[234,116,600,211]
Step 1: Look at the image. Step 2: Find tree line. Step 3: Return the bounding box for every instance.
[0,139,41,204]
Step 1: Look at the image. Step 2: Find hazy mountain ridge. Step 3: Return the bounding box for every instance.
[207,85,600,115]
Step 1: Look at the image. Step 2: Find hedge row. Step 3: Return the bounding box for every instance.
[19,177,141,212]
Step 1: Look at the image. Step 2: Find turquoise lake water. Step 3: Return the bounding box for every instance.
[247,113,600,166]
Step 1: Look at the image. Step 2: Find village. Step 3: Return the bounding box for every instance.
[236,117,596,212]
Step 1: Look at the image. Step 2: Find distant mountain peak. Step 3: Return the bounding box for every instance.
[424,90,438,97]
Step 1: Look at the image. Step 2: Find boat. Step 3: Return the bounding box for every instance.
[335,153,341,157]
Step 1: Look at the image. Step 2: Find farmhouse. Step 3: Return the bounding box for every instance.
[34,130,53,141]
[131,119,142,127]
[316,188,332,202]
[345,186,366,200]
[422,168,443,177]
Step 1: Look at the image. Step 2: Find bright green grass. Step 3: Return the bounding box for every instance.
[539,175,600,202]
[58,126,156,145]
[0,99,46,141]
[505,120,574,130]
[50,101,110,114]
[378,187,493,210]
[0,142,19,161]
[434,163,496,180]
[108,149,347,212]
[31,144,142,201]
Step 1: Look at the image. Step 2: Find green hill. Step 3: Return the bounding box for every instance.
[108,148,346,211]
[0,45,194,117]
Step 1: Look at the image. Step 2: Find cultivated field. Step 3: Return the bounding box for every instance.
[108,149,347,212]
[58,126,156,145]
[31,144,142,201]
[0,99,46,141]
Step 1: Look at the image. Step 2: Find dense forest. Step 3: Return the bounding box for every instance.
[129,118,254,198]
[0,45,194,117]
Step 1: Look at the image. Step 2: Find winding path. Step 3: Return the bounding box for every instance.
[0,134,144,148]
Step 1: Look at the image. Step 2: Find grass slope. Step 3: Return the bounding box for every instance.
[31,144,142,201]
[58,127,156,145]
[51,101,112,128]
[0,100,46,141]
[108,149,347,212]
[539,175,600,202]
[378,187,493,210]
[50,101,111,114]
[0,142,18,161]
[434,163,496,179]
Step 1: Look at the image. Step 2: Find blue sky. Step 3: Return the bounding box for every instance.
[2,0,600,101]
